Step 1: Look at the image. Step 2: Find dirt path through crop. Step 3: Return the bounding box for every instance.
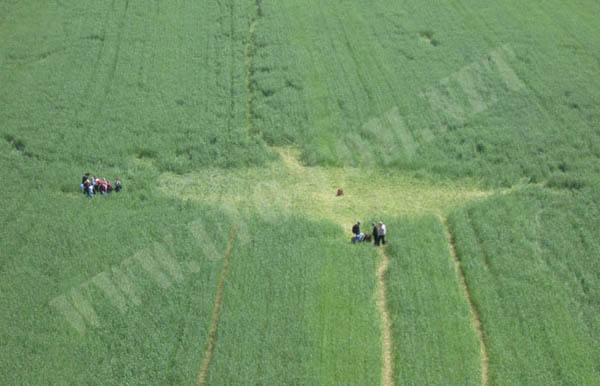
[438,215,489,386]
[197,226,237,386]
[376,248,394,386]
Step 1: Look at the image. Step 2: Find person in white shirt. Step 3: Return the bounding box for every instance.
[379,221,387,245]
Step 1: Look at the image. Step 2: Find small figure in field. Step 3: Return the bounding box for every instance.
[379,221,387,245]
[336,188,344,197]
[355,233,367,243]
[79,173,121,197]
[100,178,109,195]
[352,221,361,236]
[87,183,95,198]
[81,173,90,193]
[96,178,104,194]
[351,221,362,244]
[372,222,379,246]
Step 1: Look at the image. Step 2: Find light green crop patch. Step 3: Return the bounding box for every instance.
[159,147,492,231]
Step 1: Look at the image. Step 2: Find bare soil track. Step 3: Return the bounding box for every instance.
[438,215,490,386]
[377,247,394,386]
[197,226,237,386]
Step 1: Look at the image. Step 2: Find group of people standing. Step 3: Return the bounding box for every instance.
[351,221,387,246]
[80,173,122,198]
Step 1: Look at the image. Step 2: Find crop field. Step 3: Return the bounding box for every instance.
[206,216,381,385]
[385,215,481,385]
[1,0,599,385]
[448,186,600,385]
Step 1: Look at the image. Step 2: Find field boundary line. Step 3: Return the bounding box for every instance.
[438,215,489,386]
[376,248,394,386]
[74,0,115,123]
[97,0,129,117]
[245,0,262,134]
[228,1,236,127]
[197,225,237,386]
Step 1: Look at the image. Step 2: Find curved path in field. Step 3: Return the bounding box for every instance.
[197,226,237,386]
[376,247,394,386]
[438,215,489,386]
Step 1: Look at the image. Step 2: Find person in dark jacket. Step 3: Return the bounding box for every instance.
[82,179,90,194]
[372,222,379,246]
[351,221,361,243]
[352,221,361,235]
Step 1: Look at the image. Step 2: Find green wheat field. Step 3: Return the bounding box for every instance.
[1,0,599,385]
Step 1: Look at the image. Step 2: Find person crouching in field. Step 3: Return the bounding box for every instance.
[115,178,122,192]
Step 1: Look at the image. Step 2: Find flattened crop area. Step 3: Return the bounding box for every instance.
[1,0,600,385]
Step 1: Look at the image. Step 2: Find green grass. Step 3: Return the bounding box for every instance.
[1,0,600,384]
[250,0,600,186]
[385,215,481,385]
[0,185,233,384]
[207,215,381,385]
[448,186,600,385]
[0,0,271,172]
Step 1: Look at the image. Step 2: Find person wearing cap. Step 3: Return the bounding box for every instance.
[378,221,387,245]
